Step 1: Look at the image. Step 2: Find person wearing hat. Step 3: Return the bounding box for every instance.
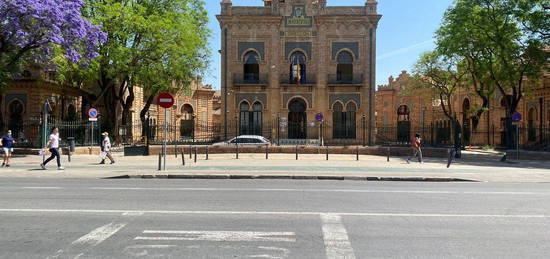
[100,132,115,164]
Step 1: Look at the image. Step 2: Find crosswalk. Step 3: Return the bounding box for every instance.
[43,214,357,259]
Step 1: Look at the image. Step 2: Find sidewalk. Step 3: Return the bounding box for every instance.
[1,151,549,183]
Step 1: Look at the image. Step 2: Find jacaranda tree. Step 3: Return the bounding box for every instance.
[0,0,106,90]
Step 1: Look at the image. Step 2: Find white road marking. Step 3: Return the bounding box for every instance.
[1,208,550,218]
[86,187,550,196]
[321,214,356,259]
[72,222,126,246]
[22,187,62,189]
[136,231,296,242]
[7,186,550,196]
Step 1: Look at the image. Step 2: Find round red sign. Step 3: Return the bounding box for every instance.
[157,93,174,109]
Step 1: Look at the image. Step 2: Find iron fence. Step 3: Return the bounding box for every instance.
[1,117,101,148]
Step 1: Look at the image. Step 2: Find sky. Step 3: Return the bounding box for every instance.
[201,0,454,89]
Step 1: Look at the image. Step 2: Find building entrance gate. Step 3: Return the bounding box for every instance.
[288,99,307,139]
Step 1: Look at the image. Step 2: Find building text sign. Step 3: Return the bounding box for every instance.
[285,6,312,27]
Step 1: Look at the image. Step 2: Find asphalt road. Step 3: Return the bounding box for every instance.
[1,178,550,259]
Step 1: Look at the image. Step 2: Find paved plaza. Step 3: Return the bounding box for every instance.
[1,151,549,182]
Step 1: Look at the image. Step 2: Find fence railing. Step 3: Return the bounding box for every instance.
[2,117,101,148]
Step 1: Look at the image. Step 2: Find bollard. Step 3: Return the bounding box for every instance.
[194,147,197,163]
[326,146,329,161]
[265,145,269,160]
[296,145,298,160]
[181,148,185,166]
[236,144,239,159]
[356,146,359,161]
[387,147,390,162]
[205,146,209,160]
[158,152,162,171]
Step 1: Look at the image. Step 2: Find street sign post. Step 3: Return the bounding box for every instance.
[511,112,522,160]
[88,108,99,147]
[157,93,174,171]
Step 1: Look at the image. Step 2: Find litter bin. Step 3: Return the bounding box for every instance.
[67,137,76,153]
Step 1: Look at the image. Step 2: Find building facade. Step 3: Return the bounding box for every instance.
[376,71,550,148]
[217,0,381,145]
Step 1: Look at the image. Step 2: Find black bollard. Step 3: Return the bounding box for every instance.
[181,149,185,166]
[158,152,162,171]
[205,146,209,160]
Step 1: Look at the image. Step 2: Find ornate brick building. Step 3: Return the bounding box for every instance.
[217,0,381,145]
[376,71,550,148]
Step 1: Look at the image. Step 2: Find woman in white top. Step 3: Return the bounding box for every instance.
[41,127,64,170]
[100,132,115,164]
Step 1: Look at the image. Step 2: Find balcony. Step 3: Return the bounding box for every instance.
[328,74,364,85]
[280,74,317,85]
[233,73,269,85]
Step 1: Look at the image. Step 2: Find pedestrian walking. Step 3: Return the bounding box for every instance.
[1,130,16,167]
[407,133,423,164]
[99,132,115,164]
[40,127,64,170]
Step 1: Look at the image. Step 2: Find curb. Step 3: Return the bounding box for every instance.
[103,174,476,182]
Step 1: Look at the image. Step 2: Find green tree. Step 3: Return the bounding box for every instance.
[60,0,210,137]
[413,51,468,148]
[435,0,549,148]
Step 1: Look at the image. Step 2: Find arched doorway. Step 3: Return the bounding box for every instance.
[289,51,307,84]
[462,98,471,146]
[8,100,24,139]
[528,108,537,141]
[336,51,354,82]
[397,105,410,143]
[180,104,194,139]
[243,51,260,82]
[288,98,307,139]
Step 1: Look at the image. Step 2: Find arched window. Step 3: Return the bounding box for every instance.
[333,102,356,139]
[243,51,260,82]
[397,105,411,143]
[462,99,471,146]
[289,51,307,84]
[180,104,194,138]
[8,100,24,139]
[528,108,537,141]
[337,51,354,82]
[239,102,262,136]
[239,102,250,135]
[67,105,77,121]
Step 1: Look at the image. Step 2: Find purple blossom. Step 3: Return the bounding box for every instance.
[0,0,107,64]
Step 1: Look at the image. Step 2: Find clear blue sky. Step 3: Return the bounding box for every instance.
[202,0,454,89]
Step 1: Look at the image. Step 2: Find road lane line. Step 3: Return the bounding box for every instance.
[136,231,296,242]
[83,187,550,195]
[1,208,550,218]
[72,222,126,246]
[320,214,356,259]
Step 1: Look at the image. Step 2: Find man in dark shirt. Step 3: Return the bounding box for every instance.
[1,130,16,167]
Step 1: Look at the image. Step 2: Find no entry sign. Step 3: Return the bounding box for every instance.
[157,93,174,109]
